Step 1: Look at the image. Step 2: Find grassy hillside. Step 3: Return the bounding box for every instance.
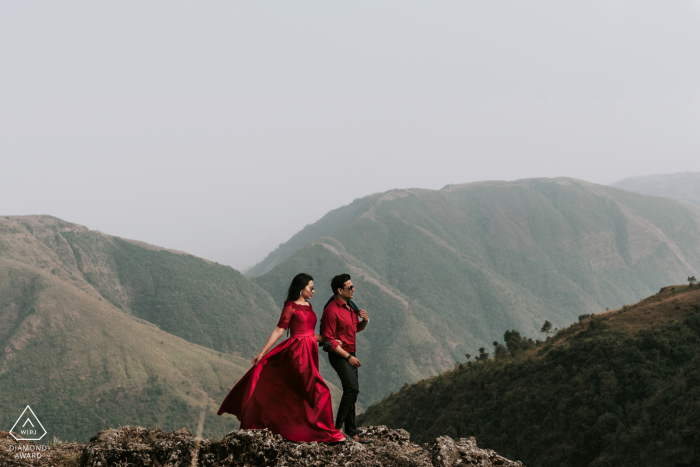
[0,215,344,441]
[63,232,282,355]
[0,215,282,356]
[358,284,700,467]
[0,257,249,442]
[611,172,700,205]
[251,178,700,407]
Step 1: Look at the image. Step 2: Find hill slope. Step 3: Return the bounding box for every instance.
[0,256,249,442]
[611,172,700,205]
[250,178,700,407]
[0,215,345,441]
[358,284,700,467]
[0,215,282,356]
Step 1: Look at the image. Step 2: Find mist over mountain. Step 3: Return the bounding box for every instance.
[250,177,700,407]
[611,172,700,205]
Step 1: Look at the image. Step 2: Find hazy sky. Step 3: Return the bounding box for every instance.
[2,1,699,270]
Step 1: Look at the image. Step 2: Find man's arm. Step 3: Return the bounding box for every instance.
[321,308,341,352]
[329,339,361,368]
[322,307,361,367]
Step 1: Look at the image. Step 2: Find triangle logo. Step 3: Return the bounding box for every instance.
[10,406,47,441]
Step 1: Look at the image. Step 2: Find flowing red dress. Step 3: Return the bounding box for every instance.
[217,301,345,443]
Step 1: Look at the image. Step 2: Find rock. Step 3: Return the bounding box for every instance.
[83,425,204,467]
[0,426,524,467]
[0,430,83,467]
[427,436,462,467]
[425,436,523,467]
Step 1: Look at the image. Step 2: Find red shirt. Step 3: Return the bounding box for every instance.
[321,297,361,353]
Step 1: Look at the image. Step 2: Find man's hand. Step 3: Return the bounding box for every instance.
[359,309,369,322]
[348,356,361,368]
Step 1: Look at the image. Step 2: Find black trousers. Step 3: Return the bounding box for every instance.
[328,352,359,437]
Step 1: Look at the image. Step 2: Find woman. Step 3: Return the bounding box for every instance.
[217,273,345,443]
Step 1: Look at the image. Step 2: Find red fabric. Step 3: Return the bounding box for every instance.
[217,301,344,443]
[321,297,359,353]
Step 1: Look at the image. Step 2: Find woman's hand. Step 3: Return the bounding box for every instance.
[253,327,285,365]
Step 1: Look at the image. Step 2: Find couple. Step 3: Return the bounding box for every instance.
[217,272,371,444]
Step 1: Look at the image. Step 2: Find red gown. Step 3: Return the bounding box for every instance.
[217,301,345,443]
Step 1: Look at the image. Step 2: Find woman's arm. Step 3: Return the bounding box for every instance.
[316,333,343,349]
[252,327,286,365]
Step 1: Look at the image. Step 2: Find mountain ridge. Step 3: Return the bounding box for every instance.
[250,177,700,281]
[610,171,700,206]
[251,177,700,407]
[0,214,284,355]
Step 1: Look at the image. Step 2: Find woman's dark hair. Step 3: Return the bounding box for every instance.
[331,273,351,296]
[285,273,313,304]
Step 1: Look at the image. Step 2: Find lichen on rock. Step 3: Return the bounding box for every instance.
[1,426,523,467]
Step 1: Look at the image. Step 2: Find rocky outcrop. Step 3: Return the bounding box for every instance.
[0,431,83,467]
[1,426,523,467]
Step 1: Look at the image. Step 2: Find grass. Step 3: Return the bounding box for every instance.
[0,259,247,442]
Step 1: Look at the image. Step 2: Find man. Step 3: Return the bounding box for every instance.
[320,273,371,443]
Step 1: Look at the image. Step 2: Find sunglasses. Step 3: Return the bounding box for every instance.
[345,285,355,291]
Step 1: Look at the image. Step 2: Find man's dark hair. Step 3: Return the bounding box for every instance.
[285,273,313,304]
[331,273,351,296]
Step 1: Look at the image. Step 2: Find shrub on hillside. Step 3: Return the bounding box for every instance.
[359,309,700,467]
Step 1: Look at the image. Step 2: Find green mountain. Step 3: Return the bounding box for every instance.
[34,221,282,355]
[0,215,343,441]
[0,255,248,442]
[358,284,700,467]
[249,178,700,407]
[611,172,700,205]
